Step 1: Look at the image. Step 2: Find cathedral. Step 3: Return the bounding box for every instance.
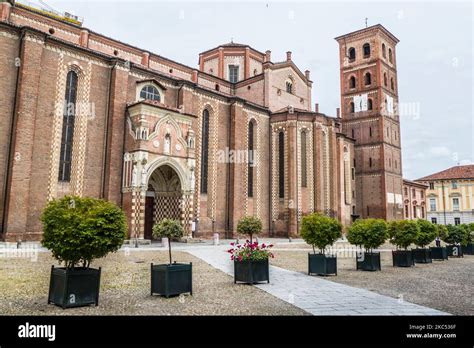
[0,1,403,241]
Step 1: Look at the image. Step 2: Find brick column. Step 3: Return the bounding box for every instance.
[287,120,298,237]
[4,33,45,240]
[103,62,129,204]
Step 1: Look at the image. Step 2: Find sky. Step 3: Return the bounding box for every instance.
[27,0,473,180]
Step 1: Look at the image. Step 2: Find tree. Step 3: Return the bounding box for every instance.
[436,224,449,242]
[236,216,262,243]
[41,196,127,269]
[347,219,388,253]
[414,219,437,248]
[300,213,342,254]
[388,220,419,250]
[445,224,469,246]
[152,219,184,264]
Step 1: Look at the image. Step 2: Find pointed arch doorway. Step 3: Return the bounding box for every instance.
[144,164,183,240]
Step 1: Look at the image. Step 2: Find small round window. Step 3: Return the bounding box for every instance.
[140,85,161,102]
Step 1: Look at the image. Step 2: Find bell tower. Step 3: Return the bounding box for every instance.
[335,24,403,220]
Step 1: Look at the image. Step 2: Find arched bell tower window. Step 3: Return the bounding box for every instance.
[200,109,210,194]
[348,47,356,61]
[349,76,356,89]
[140,85,161,102]
[364,72,371,86]
[248,121,255,197]
[278,132,285,198]
[382,43,386,58]
[388,48,393,63]
[368,98,373,110]
[350,101,355,113]
[363,43,371,58]
[58,70,78,182]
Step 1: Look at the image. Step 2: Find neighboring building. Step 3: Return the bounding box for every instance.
[0,1,401,241]
[336,25,404,221]
[416,165,474,225]
[402,179,428,220]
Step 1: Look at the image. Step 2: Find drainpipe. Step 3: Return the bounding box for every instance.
[1,29,26,237]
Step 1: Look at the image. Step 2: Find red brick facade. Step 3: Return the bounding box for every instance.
[0,3,397,241]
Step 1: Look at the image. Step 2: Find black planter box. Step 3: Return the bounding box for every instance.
[356,252,381,271]
[48,266,101,309]
[234,259,269,284]
[412,248,432,263]
[447,245,464,258]
[308,253,337,276]
[430,247,448,260]
[151,262,192,298]
[392,250,415,267]
[462,243,474,255]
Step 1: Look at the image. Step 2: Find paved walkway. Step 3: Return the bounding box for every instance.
[185,244,448,316]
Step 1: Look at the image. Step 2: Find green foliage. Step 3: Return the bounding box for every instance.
[347,219,388,252]
[436,224,449,241]
[152,219,185,264]
[414,219,438,248]
[445,224,469,246]
[388,220,419,250]
[466,224,474,243]
[41,196,127,269]
[237,216,262,241]
[152,218,184,240]
[300,213,342,254]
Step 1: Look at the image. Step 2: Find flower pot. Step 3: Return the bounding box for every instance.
[462,243,474,255]
[48,266,101,309]
[412,248,432,264]
[308,253,337,276]
[234,259,269,284]
[356,252,381,271]
[392,250,415,267]
[446,245,463,258]
[430,247,448,260]
[151,262,192,298]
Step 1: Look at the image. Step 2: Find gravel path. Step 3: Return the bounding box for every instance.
[0,250,307,315]
[270,250,474,315]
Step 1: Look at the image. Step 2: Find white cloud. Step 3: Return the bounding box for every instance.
[429,146,451,157]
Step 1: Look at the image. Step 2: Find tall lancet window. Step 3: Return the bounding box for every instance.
[301,130,307,187]
[200,109,210,194]
[278,132,285,198]
[248,121,255,197]
[58,71,78,182]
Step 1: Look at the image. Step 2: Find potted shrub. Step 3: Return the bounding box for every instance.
[151,219,192,297]
[300,213,342,276]
[431,224,449,260]
[462,223,474,255]
[41,196,127,309]
[445,224,467,258]
[347,219,388,271]
[229,216,273,284]
[388,220,417,267]
[413,219,437,263]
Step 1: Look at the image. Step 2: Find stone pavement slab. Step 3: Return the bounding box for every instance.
[185,245,448,316]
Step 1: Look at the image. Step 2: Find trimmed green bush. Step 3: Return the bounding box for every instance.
[388,220,419,250]
[300,213,342,254]
[41,196,127,269]
[415,219,437,248]
[445,224,469,246]
[237,216,262,243]
[152,219,184,264]
[347,219,388,252]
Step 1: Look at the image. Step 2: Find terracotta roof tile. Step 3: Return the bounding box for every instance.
[416,165,474,181]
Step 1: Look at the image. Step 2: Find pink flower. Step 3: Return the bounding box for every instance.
[230,242,235,246]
